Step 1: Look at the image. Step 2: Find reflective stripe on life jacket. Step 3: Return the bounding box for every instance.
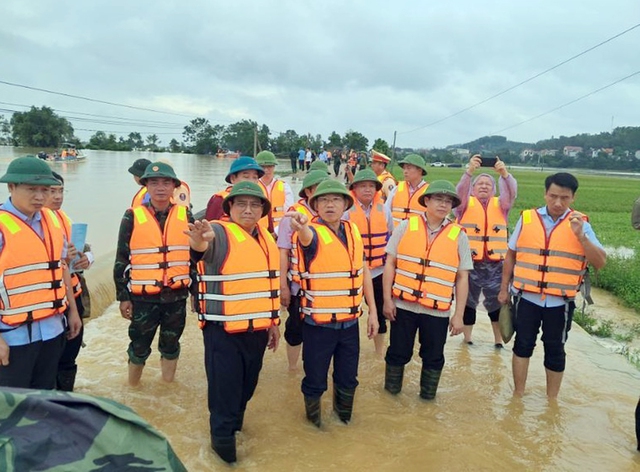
[513,209,587,299]
[197,221,280,333]
[287,201,315,285]
[377,170,397,185]
[128,205,191,295]
[390,181,428,227]
[457,196,508,262]
[0,209,68,325]
[296,221,364,324]
[348,192,389,269]
[392,216,462,311]
[56,209,82,298]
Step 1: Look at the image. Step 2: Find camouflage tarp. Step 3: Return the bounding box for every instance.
[0,388,187,472]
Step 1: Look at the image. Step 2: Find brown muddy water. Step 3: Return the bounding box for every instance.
[1,148,640,470]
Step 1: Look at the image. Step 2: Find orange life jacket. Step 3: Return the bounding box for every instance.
[196,221,280,334]
[457,196,508,262]
[296,221,364,324]
[55,209,82,298]
[131,187,147,207]
[390,181,429,227]
[213,186,233,222]
[260,179,286,226]
[0,209,68,325]
[392,216,462,311]
[348,192,389,269]
[512,209,587,299]
[128,205,191,295]
[287,201,315,285]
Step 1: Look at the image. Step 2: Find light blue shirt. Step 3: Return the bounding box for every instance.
[0,198,66,346]
[508,206,603,307]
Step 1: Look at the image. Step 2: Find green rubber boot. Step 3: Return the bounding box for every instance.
[420,368,442,400]
[333,387,356,424]
[384,363,404,395]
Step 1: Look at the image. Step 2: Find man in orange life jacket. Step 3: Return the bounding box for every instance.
[0,156,82,389]
[277,170,329,371]
[256,151,294,237]
[204,156,264,221]
[498,172,606,399]
[114,162,194,387]
[383,180,471,400]
[47,171,94,391]
[344,169,394,356]
[385,153,429,227]
[455,155,517,347]
[128,158,152,206]
[186,181,280,464]
[287,179,378,427]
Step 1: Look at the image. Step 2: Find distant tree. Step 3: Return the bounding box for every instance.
[86,131,129,151]
[372,138,390,156]
[327,131,342,148]
[272,129,304,155]
[308,133,323,151]
[0,114,11,145]
[128,132,144,149]
[343,130,369,151]
[222,120,270,156]
[183,118,223,155]
[10,106,74,147]
[168,138,181,153]
[146,134,160,151]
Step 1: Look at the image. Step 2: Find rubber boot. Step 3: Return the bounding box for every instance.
[128,362,144,387]
[160,358,178,383]
[420,368,442,400]
[56,367,77,392]
[333,387,356,424]
[384,364,404,395]
[304,396,321,428]
[211,435,237,464]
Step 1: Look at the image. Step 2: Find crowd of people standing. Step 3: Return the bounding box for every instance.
[0,150,610,464]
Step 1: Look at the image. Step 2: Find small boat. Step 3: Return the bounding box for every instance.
[215,149,240,159]
[43,143,87,162]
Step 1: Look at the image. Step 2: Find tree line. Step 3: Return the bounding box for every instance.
[3,106,640,171]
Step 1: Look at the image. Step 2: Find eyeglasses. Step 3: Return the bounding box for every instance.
[316,196,344,205]
[232,200,264,210]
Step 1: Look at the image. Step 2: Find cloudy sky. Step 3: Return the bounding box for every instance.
[1,0,639,149]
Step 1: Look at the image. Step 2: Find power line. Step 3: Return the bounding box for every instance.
[488,69,640,136]
[0,79,195,118]
[400,22,640,135]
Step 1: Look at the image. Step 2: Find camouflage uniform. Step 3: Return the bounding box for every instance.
[114,202,194,365]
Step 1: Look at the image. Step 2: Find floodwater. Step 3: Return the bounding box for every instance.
[1,148,640,471]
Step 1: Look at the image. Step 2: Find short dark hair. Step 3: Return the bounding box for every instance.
[545,172,578,194]
[51,171,64,185]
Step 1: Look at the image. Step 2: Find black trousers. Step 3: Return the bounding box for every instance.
[385,307,449,371]
[59,295,85,373]
[203,322,268,439]
[284,294,303,346]
[0,332,65,389]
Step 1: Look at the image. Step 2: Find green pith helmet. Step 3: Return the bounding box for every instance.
[349,168,382,191]
[222,180,271,218]
[128,158,152,177]
[309,179,354,210]
[0,156,60,186]
[255,150,278,166]
[299,170,330,198]
[398,154,428,175]
[139,162,181,187]
[309,160,330,174]
[418,180,461,208]
[225,156,265,183]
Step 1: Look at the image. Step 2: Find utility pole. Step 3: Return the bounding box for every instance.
[253,125,258,157]
[391,131,397,162]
